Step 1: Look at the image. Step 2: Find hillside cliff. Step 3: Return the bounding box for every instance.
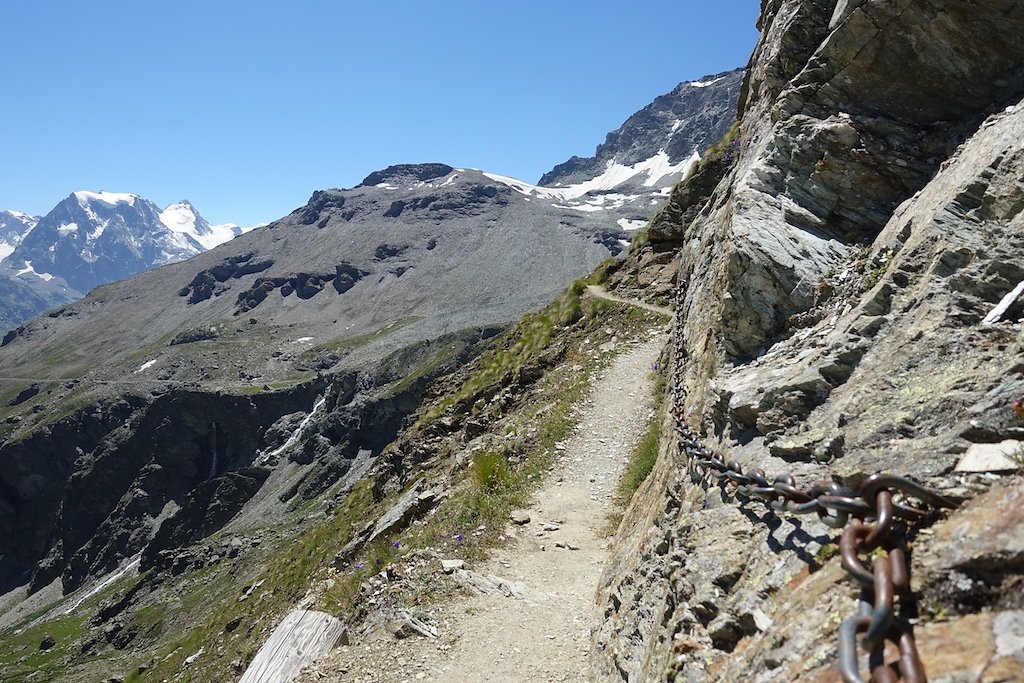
[596,0,1024,680]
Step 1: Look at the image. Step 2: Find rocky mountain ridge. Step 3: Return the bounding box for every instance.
[538,68,743,233]
[540,69,742,188]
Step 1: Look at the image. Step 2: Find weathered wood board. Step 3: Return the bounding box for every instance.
[239,609,346,683]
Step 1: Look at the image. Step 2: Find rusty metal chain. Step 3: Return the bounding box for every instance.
[669,277,956,682]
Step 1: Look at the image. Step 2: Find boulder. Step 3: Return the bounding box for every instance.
[440,559,464,574]
[509,511,531,525]
[955,441,1022,473]
[367,486,437,544]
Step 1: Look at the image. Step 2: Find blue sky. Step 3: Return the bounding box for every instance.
[3,1,760,226]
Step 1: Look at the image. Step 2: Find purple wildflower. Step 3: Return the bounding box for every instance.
[354,561,365,570]
[455,533,463,542]
[392,541,400,549]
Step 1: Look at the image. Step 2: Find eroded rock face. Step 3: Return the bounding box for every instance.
[596,0,1024,680]
[27,389,312,593]
[233,267,368,314]
[141,468,271,572]
[677,0,1024,361]
[178,252,274,304]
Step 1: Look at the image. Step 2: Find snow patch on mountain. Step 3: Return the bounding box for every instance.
[480,172,561,199]
[209,222,248,243]
[635,151,700,187]
[617,218,648,231]
[553,161,641,197]
[689,76,726,88]
[74,190,138,206]
[483,152,700,208]
[135,359,157,373]
[16,260,55,281]
[87,222,108,243]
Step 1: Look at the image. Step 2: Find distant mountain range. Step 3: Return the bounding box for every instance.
[0,69,742,337]
[0,193,251,331]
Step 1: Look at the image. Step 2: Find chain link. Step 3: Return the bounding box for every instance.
[669,274,956,682]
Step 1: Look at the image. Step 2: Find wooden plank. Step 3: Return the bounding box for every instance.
[239,609,346,683]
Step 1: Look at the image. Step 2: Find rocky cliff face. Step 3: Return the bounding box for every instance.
[597,0,1024,680]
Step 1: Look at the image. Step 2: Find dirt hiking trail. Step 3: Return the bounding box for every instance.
[586,285,673,317]
[301,331,667,682]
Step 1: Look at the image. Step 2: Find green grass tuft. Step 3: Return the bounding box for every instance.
[471,450,513,493]
[613,362,668,518]
[618,419,660,499]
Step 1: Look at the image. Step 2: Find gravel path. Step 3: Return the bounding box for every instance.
[307,332,667,683]
[585,285,674,317]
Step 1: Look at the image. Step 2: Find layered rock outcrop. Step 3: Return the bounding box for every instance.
[597,0,1024,680]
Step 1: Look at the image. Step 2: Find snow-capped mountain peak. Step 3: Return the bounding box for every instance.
[1,192,255,332]
[159,200,245,250]
[1,191,246,297]
[0,210,39,261]
[74,190,139,207]
[160,200,208,238]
